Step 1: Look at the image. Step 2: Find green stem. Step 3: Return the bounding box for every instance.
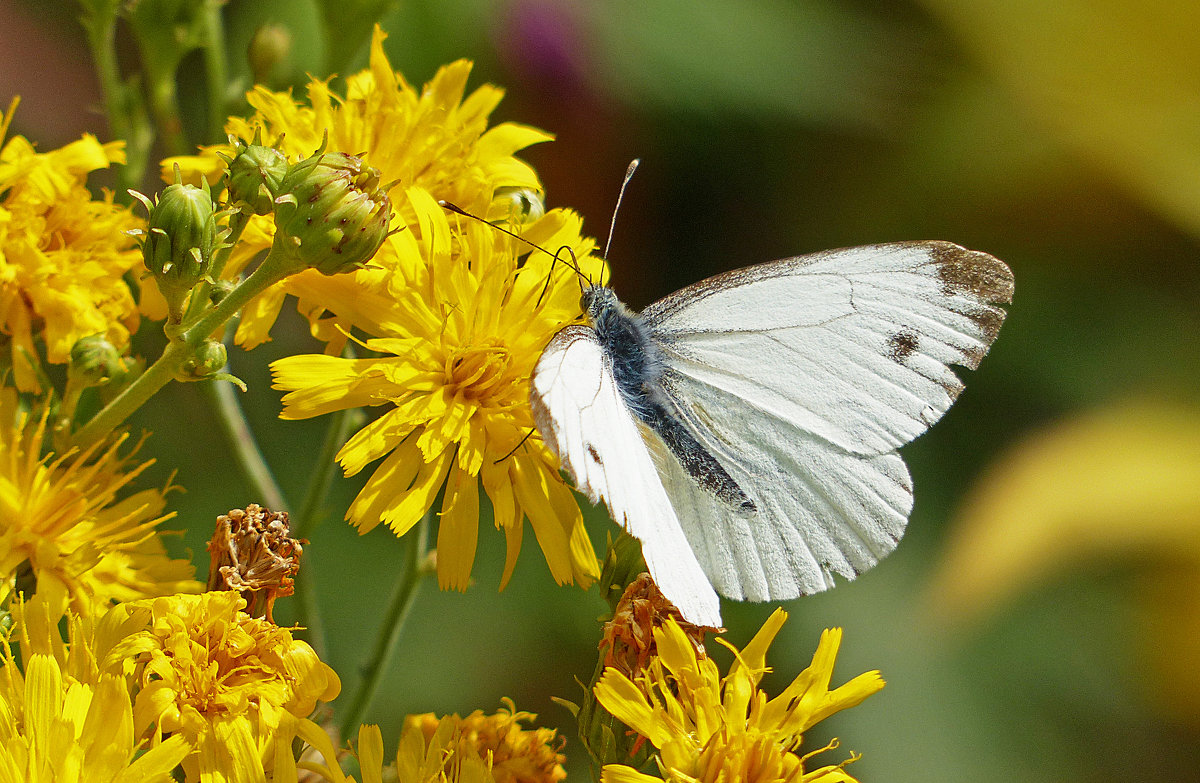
[291,405,357,661]
[211,209,251,281]
[200,1,228,143]
[80,0,152,191]
[184,208,251,329]
[146,65,189,158]
[70,248,294,449]
[338,512,431,740]
[200,378,288,512]
[292,392,359,649]
[292,407,356,541]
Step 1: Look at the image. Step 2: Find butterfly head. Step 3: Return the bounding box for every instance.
[580,285,622,325]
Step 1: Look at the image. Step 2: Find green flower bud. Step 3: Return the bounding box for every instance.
[272,150,392,276]
[131,170,219,323]
[226,135,287,216]
[68,334,124,389]
[176,339,228,381]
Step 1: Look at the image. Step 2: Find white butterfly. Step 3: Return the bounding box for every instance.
[529,241,1013,627]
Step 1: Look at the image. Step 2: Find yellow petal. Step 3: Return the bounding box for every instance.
[438,468,481,591]
[510,456,574,585]
[123,734,192,780]
[500,517,523,590]
[600,765,664,783]
[732,607,788,676]
[357,724,385,783]
[477,122,554,159]
[372,444,453,536]
[295,718,348,783]
[593,670,668,747]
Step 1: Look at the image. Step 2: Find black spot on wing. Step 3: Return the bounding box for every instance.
[586,443,602,465]
[886,330,919,363]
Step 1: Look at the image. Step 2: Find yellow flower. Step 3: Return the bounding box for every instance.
[0,596,191,782]
[0,99,143,391]
[271,189,601,591]
[594,610,885,783]
[0,394,201,620]
[404,700,567,783]
[164,26,551,349]
[105,591,340,782]
[294,701,563,783]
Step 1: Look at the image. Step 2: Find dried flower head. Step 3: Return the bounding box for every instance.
[207,503,304,621]
[601,573,710,682]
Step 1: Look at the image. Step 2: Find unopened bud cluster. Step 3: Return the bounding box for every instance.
[225,135,287,216]
[131,140,392,333]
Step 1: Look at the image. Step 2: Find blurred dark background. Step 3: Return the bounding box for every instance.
[5,1,1200,781]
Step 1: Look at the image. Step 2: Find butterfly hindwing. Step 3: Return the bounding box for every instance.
[648,367,913,601]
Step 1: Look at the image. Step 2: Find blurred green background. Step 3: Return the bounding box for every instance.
[4,1,1200,780]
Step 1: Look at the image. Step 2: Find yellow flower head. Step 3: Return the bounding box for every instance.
[294,701,564,783]
[0,394,201,620]
[594,610,885,783]
[405,700,567,783]
[106,591,340,782]
[164,26,551,350]
[0,99,143,391]
[0,596,191,782]
[271,189,602,592]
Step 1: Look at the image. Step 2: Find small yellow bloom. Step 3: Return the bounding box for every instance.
[594,609,884,783]
[272,189,602,592]
[405,701,567,783]
[0,597,192,782]
[164,26,551,349]
[0,393,201,620]
[105,591,340,783]
[294,701,563,783]
[0,99,144,391]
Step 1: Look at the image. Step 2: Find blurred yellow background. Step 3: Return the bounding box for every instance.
[4,1,1199,780]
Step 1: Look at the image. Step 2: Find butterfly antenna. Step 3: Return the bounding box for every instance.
[537,244,581,308]
[439,199,584,269]
[494,427,536,464]
[601,158,640,286]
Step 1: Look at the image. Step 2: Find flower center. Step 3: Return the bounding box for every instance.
[445,341,512,403]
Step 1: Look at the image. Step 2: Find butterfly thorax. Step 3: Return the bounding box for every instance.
[583,286,664,420]
[584,286,755,512]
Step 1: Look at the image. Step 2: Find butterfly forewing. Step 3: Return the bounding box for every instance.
[530,325,723,627]
[643,242,1013,455]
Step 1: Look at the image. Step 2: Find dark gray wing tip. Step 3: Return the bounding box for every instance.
[925,242,1015,305]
